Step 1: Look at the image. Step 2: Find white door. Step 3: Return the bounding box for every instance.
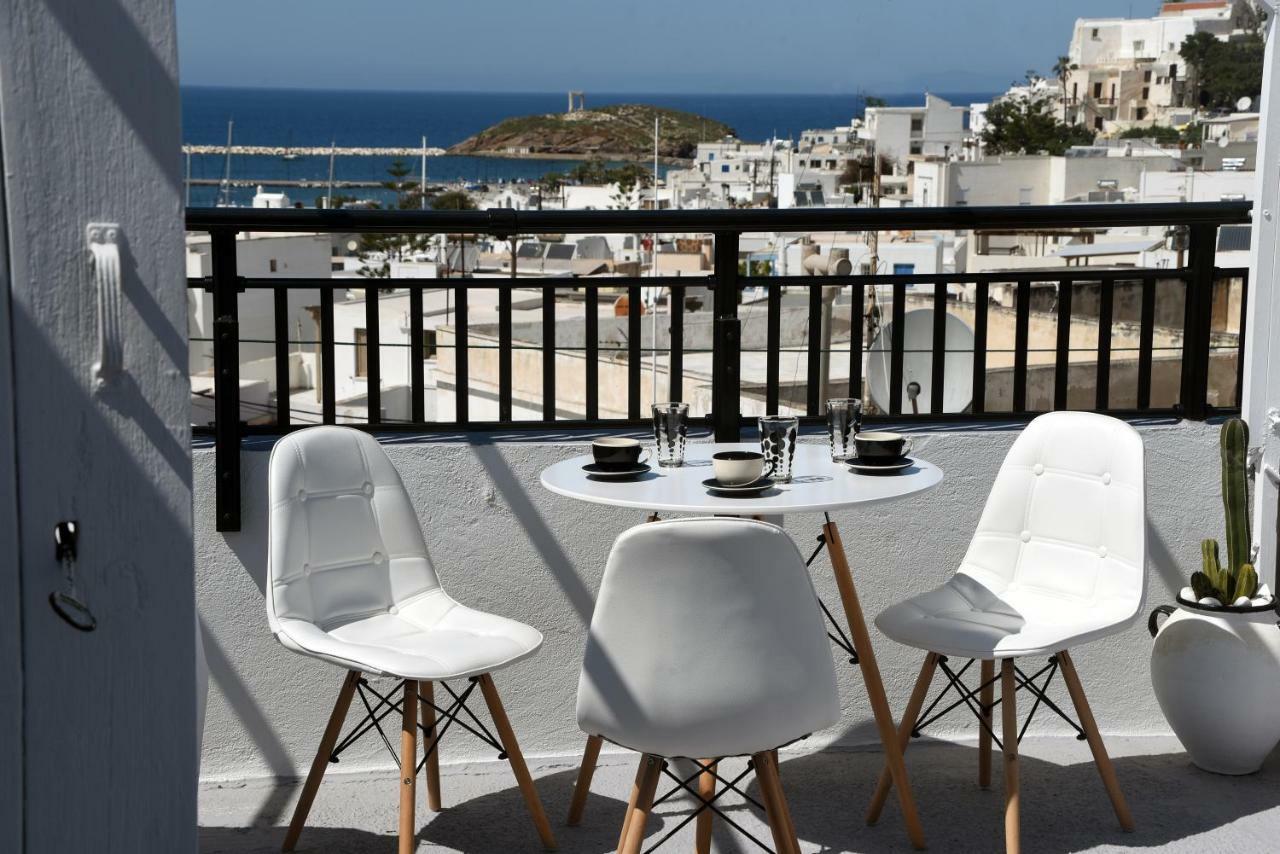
[0,1,196,851]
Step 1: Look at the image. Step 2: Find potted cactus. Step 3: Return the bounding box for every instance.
[1148,418,1280,774]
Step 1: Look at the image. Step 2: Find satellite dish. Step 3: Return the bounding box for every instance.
[346,239,359,252]
[866,309,975,415]
[1217,134,1231,148]
[1237,96,1253,112]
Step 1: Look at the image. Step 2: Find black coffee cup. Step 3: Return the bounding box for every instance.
[853,431,912,460]
[591,437,649,470]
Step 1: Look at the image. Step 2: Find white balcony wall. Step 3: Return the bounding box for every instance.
[197,421,1223,787]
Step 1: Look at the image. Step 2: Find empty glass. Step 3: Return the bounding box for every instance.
[652,402,689,467]
[758,415,799,483]
[826,398,864,462]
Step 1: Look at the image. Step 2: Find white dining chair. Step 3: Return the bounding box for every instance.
[577,517,840,854]
[266,425,556,853]
[868,411,1143,853]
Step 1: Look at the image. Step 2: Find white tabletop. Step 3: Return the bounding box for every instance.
[539,442,942,515]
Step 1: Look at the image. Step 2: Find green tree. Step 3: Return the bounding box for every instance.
[981,94,1095,156]
[430,190,477,211]
[1118,125,1182,145]
[1180,31,1264,110]
[1053,55,1077,122]
[863,95,888,109]
[356,160,432,278]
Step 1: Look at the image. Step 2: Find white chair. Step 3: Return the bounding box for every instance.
[267,426,555,853]
[868,411,1143,853]
[577,517,840,854]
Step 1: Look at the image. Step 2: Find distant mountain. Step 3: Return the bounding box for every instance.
[447,103,736,160]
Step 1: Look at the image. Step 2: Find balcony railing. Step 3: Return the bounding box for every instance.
[187,201,1251,530]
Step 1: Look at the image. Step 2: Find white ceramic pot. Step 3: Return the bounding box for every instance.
[1149,597,1280,775]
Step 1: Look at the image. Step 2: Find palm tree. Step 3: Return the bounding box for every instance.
[1053,55,1078,123]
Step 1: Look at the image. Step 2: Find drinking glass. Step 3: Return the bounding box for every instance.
[758,415,799,483]
[826,398,863,462]
[652,402,689,467]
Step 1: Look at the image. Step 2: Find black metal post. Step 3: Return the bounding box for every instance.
[712,232,741,441]
[1180,224,1217,419]
[211,228,241,532]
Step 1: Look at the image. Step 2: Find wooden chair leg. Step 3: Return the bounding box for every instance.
[566,734,603,826]
[867,652,939,824]
[1001,659,1020,854]
[399,680,418,854]
[1057,651,1135,832]
[979,659,995,790]
[420,681,442,811]
[696,759,716,854]
[619,755,663,854]
[477,674,558,850]
[823,519,926,850]
[754,751,801,854]
[282,670,360,852]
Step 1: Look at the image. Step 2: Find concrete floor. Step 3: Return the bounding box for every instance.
[200,736,1280,853]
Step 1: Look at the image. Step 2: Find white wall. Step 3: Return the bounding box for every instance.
[197,421,1223,793]
[0,1,195,850]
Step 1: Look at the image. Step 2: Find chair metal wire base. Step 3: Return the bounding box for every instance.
[328,676,507,770]
[912,655,1087,749]
[641,758,779,854]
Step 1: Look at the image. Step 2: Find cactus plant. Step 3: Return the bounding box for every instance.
[1192,418,1258,604]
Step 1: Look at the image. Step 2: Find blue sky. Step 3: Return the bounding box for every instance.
[176,0,1157,94]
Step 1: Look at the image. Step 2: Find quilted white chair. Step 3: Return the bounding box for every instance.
[578,517,839,854]
[868,412,1143,854]
[268,426,555,853]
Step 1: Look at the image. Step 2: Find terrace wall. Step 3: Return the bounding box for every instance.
[197,420,1222,787]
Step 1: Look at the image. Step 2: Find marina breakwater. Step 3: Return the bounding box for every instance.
[182,144,448,157]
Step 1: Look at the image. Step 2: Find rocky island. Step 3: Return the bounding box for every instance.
[447,103,735,161]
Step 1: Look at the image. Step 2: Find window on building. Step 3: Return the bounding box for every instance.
[1133,40,1145,55]
[1142,87,1150,101]
[1072,82,1079,100]
[910,117,923,133]
[1136,107,1148,120]
[708,152,715,161]
[269,259,278,273]
[1093,82,1103,98]
[910,142,922,155]
[1018,187,1032,205]
[354,328,368,378]
[1091,27,1099,38]
[1170,63,1178,79]
[1095,116,1104,130]
[1143,70,1152,83]
[893,263,915,276]
[721,164,730,173]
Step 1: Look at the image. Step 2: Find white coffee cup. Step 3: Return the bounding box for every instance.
[712,450,773,486]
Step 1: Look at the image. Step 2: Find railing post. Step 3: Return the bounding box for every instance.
[712,232,741,441]
[210,228,241,532]
[1180,223,1218,419]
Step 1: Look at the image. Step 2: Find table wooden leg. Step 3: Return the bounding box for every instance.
[866,652,938,825]
[823,518,926,850]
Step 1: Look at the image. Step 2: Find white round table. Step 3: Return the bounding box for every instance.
[542,441,942,849]
[540,442,942,515]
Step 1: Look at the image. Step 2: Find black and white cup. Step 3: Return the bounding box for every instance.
[712,450,773,486]
[591,437,650,470]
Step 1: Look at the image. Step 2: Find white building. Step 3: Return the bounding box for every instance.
[862,94,969,165]
[1062,1,1261,132]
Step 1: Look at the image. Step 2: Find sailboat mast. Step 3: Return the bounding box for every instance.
[219,119,234,206]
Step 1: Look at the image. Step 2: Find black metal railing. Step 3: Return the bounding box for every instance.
[187,201,1251,530]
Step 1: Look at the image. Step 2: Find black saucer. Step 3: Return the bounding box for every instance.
[583,462,651,479]
[847,456,914,474]
[701,476,776,495]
